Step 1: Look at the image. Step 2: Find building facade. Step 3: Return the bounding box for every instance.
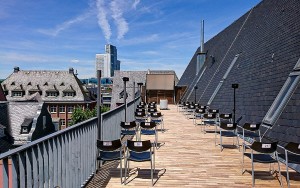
[96,44,120,77]
[1,67,96,129]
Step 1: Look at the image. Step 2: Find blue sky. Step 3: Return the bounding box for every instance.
[0,0,261,79]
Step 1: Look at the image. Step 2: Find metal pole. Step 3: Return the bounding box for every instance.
[97,70,102,141]
[123,77,129,121]
[233,88,236,123]
[133,81,136,114]
[194,86,198,104]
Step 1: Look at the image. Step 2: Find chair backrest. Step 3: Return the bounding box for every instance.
[120,121,137,129]
[219,113,232,119]
[251,141,278,153]
[140,121,157,129]
[140,101,146,105]
[195,109,205,114]
[199,105,207,110]
[148,104,156,109]
[135,111,146,117]
[97,139,122,151]
[243,123,261,131]
[148,108,157,113]
[137,104,145,109]
[208,109,219,114]
[151,112,162,117]
[285,142,300,155]
[188,104,196,109]
[220,122,237,130]
[204,113,216,119]
[127,140,152,152]
[150,101,157,105]
[136,108,146,112]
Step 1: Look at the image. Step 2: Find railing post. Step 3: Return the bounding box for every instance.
[97,70,102,141]
[123,77,129,121]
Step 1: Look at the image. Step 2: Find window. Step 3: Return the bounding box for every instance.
[46,92,58,97]
[60,119,66,126]
[68,106,74,113]
[29,91,42,95]
[64,92,75,97]
[59,105,65,113]
[50,106,57,113]
[12,91,23,97]
[21,127,28,134]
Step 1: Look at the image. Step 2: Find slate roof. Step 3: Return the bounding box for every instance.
[1,68,93,103]
[111,71,147,109]
[179,0,300,146]
[8,102,41,145]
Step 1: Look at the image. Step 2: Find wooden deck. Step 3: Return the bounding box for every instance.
[86,105,300,187]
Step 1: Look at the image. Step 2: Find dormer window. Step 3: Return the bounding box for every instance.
[11,82,15,86]
[64,92,75,97]
[60,82,65,86]
[46,91,59,97]
[12,91,23,97]
[27,82,32,86]
[44,82,48,86]
[63,85,76,97]
[20,118,33,134]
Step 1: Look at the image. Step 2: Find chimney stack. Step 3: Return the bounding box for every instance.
[14,67,20,73]
[69,67,74,74]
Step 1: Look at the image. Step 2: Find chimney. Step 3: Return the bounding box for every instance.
[200,20,204,53]
[14,67,20,73]
[69,67,74,74]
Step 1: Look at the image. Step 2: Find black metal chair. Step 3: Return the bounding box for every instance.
[278,142,300,188]
[96,139,125,184]
[135,111,148,123]
[238,122,261,145]
[150,112,164,133]
[218,121,239,152]
[185,104,196,119]
[194,108,206,126]
[140,121,158,148]
[148,108,158,113]
[242,141,283,187]
[125,140,155,186]
[203,111,219,134]
[137,104,146,109]
[136,108,146,113]
[120,121,138,141]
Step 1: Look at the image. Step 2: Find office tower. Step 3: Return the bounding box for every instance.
[96,44,121,77]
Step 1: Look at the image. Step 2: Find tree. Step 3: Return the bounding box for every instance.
[70,106,109,126]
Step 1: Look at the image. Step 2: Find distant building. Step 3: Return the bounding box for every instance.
[111,70,179,109]
[96,44,121,77]
[1,67,96,129]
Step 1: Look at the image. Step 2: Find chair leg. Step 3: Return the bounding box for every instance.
[125,158,128,184]
[276,154,283,187]
[220,132,222,152]
[120,157,123,184]
[286,160,290,188]
[236,135,240,152]
[242,146,245,174]
[151,160,153,186]
[251,152,255,187]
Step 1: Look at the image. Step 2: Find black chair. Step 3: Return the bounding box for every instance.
[135,111,148,123]
[150,112,164,132]
[203,112,219,134]
[148,108,158,113]
[140,121,158,148]
[194,108,206,126]
[242,141,283,187]
[218,122,239,152]
[97,139,124,184]
[120,121,138,140]
[278,142,300,188]
[148,104,156,109]
[238,122,261,145]
[185,104,196,119]
[125,140,155,186]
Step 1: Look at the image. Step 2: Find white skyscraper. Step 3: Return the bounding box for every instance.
[96,44,120,77]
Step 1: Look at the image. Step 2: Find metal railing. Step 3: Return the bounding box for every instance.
[0,97,139,188]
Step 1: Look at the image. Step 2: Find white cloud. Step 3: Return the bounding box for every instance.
[38,11,92,37]
[96,0,112,41]
[70,59,79,64]
[132,0,141,10]
[110,0,129,40]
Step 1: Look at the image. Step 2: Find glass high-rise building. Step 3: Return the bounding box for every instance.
[96,44,121,77]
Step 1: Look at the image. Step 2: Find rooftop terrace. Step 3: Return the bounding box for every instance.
[87,105,300,187]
